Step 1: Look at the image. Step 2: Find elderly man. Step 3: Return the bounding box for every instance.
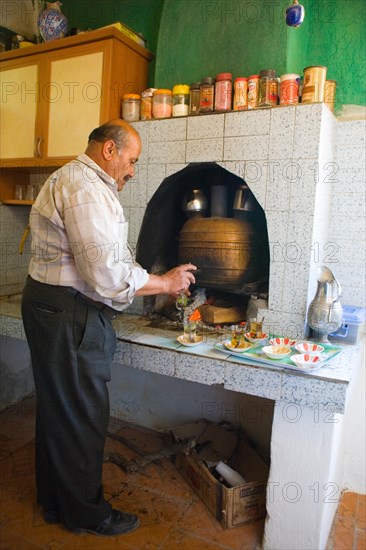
[21,120,196,536]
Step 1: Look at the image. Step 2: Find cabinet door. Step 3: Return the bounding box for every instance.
[0,59,41,160]
[46,49,104,158]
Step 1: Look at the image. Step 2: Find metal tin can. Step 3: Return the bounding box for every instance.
[247,75,260,110]
[302,65,327,103]
[324,80,337,112]
[233,77,248,110]
[258,69,278,107]
[280,73,300,105]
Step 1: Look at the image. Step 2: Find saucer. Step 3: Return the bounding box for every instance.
[177,334,204,347]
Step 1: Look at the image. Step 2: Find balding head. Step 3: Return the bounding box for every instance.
[85,119,142,191]
[87,119,140,152]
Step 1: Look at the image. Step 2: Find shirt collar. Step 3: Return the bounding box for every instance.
[76,153,119,195]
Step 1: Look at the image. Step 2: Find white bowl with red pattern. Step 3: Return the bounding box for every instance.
[290,354,323,369]
[269,337,298,348]
[295,342,324,354]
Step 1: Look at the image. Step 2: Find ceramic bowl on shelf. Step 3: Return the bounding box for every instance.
[244,333,269,345]
[262,345,292,360]
[177,334,203,347]
[295,342,324,354]
[290,353,323,369]
[269,337,297,347]
[223,339,252,353]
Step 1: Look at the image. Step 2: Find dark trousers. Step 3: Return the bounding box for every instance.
[21,276,117,529]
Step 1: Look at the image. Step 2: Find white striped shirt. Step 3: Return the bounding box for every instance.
[28,154,149,311]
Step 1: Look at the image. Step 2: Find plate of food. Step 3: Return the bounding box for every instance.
[223,339,253,353]
[244,332,269,345]
[214,342,255,357]
[262,344,292,360]
[177,335,204,347]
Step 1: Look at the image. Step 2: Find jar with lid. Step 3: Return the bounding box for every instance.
[189,82,201,115]
[199,77,215,113]
[279,74,300,105]
[215,72,232,112]
[122,93,140,122]
[172,84,190,117]
[247,75,260,109]
[152,89,172,119]
[258,70,278,107]
[233,77,248,110]
[141,88,157,120]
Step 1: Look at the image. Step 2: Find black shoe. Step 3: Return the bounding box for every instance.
[44,509,60,524]
[71,509,140,537]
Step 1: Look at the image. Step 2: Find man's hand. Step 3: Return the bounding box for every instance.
[161,264,197,296]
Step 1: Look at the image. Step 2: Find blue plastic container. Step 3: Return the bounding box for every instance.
[330,305,365,344]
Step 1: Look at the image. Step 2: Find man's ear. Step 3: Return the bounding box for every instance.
[103,140,115,160]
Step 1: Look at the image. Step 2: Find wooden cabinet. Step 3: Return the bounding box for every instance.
[0,27,152,204]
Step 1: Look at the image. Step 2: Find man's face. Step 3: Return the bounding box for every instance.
[110,134,141,191]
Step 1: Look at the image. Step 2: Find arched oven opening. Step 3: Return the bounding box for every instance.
[136,163,269,324]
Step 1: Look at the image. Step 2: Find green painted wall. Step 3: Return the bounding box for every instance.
[63,0,365,108]
[155,0,365,110]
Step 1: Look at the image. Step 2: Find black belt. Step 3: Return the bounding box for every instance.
[62,286,120,321]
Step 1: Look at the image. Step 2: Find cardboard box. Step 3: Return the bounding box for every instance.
[171,421,269,529]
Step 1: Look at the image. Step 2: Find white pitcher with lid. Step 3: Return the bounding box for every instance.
[307,266,343,342]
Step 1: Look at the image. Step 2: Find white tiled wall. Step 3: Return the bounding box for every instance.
[1,106,363,324]
[328,119,366,308]
[131,103,339,334]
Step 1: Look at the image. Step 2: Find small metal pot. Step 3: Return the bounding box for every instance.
[182,189,207,218]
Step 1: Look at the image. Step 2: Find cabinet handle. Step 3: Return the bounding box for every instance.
[34,137,44,158]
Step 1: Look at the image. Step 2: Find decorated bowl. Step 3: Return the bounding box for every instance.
[290,354,323,369]
[223,339,252,353]
[262,345,292,360]
[244,333,269,344]
[269,337,297,347]
[295,342,324,354]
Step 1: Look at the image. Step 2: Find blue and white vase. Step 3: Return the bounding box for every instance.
[285,0,305,28]
[38,1,68,42]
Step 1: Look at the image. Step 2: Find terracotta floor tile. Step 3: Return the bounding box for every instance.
[331,515,357,550]
[356,495,366,530]
[0,525,42,549]
[160,527,235,549]
[0,397,362,550]
[338,491,359,519]
[355,528,366,550]
[178,498,264,550]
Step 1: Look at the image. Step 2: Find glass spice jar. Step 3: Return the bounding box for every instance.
[152,89,172,118]
[214,72,232,112]
[247,75,260,109]
[172,84,190,117]
[233,77,248,110]
[122,93,141,122]
[258,69,278,107]
[141,88,157,120]
[199,77,215,113]
[189,82,201,115]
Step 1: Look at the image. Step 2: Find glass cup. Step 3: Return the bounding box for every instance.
[183,319,197,343]
[25,185,36,200]
[14,185,24,200]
